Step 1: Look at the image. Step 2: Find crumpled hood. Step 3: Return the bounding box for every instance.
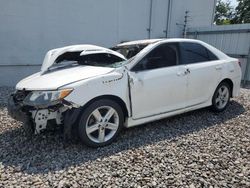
[16,66,114,90]
[41,44,126,74]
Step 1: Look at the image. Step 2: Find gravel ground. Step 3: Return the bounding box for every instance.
[0,87,249,188]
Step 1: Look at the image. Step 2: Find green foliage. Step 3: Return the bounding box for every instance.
[215,0,234,25]
[215,0,250,25]
[233,0,250,23]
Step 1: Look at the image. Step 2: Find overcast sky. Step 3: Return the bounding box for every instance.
[228,0,238,8]
[231,0,238,7]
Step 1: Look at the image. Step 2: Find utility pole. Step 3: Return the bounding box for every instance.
[147,0,153,39]
[164,0,172,38]
[183,11,189,38]
[176,10,190,38]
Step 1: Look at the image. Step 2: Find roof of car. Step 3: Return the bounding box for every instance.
[116,39,164,47]
[115,38,205,48]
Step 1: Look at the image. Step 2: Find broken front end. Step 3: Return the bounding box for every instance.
[7,89,80,137]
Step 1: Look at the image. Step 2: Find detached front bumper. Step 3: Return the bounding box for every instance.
[7,94,29,122]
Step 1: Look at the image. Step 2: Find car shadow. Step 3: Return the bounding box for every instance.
[0,100,245,175]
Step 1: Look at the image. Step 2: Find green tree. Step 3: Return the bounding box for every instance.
[214,0,234,25]
[233,0,250,23]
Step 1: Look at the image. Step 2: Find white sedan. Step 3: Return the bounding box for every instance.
[8,39,242,147]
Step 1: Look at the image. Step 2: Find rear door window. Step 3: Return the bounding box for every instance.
[179,42,218,64]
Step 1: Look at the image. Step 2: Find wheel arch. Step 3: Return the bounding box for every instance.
[219,78,234,97]
[81,95,129,121]
[63,94,129,140]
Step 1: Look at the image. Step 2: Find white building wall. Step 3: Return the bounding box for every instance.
[167,0,216,37]
[0,0,215,86]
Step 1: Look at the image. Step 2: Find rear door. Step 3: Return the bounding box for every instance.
[179,42,223,107]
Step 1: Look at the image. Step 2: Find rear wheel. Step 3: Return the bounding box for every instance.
[211,82,231,112]
[78,99,124,147]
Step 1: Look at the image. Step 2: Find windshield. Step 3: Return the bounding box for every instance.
[50,52,127,70]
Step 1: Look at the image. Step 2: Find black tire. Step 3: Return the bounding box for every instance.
[211,82,231,112]
[23,117,34,139]
[78,99,124,147]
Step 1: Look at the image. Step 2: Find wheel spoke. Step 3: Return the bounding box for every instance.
[218,88,223,95]
[92,109,102,122]
[86,123,99,134]
[225,92,229,99]
[219,100,223,107]
[98,128,105,142]
[106,123,118,130]
[216,98,220,103]
[222,88,228,96]
[104,108,115,121]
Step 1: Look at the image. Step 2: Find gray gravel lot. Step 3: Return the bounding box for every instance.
[0,86,249,187]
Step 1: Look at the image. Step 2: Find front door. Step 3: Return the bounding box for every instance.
[129,43,188,119]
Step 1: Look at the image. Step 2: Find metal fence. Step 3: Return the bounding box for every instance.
[187,23,250,87]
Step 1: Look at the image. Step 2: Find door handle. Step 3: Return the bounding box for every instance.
[215,66,222,70]
[177,68,190,76]
[185,68,190,74]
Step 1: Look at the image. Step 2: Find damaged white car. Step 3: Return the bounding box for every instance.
[8,39,241,147]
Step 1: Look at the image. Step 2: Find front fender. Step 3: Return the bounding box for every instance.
[61,69,131,116]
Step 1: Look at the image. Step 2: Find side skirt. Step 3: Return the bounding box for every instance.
[125,101,211,128]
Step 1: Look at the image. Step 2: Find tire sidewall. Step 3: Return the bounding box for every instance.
[78,99,124,147]
[212,82,231,112]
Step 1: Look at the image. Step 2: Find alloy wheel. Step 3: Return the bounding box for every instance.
[85,106,119,143]
[215,85,229,110]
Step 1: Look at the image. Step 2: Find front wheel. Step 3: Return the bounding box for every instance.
[211,82,231,112]
[78,99,124,147]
